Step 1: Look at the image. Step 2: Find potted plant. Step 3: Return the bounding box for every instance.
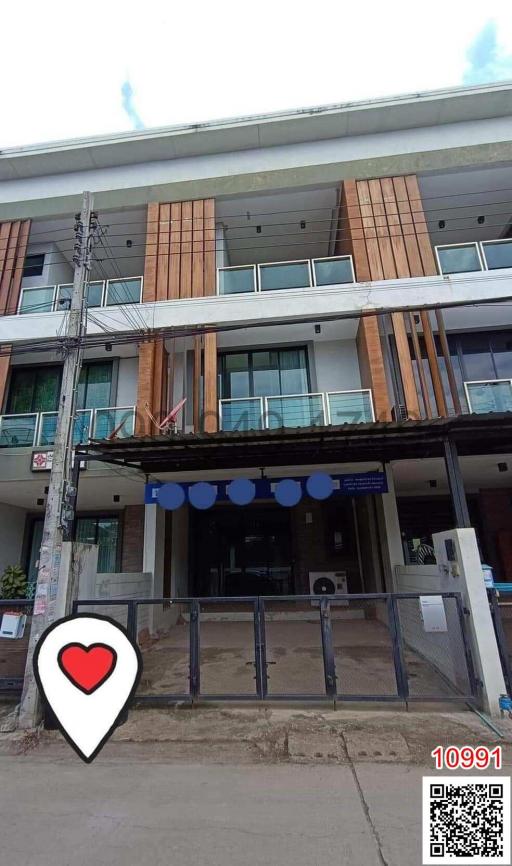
[1,565,28,600]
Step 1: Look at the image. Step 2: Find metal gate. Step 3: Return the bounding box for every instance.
[488,586,512,695]
[73,592,478,705]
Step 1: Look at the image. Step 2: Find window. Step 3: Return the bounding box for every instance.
[22,253,45,278]
[18,286,55,314]
[75,516,121,573]
[436,244,482,275]
[219,347,310,399]
[105,278,141,305]
[56,281,104,310]
[6,366,61,414]
[258,261,311,292]
[76,362,113,410]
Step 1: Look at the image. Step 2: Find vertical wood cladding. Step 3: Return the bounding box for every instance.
[0,346,11,411]
[0,220,31,315]
[341,176,445,419]
[135,338,169,435]
[143,200,216,301]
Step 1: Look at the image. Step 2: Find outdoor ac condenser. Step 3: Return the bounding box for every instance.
[309,571,348,605]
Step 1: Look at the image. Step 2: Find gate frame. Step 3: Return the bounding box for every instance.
[71,592,478,706]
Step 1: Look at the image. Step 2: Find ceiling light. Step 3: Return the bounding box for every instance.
[314,324,321,334]
[105,342,112,352]
[300,220,306,230]
[477,215,485,225]
[438,220,445,229]
[126,239,133,248]
[256,225,262,234]
[498,462,508,473]
[429,480,437,488]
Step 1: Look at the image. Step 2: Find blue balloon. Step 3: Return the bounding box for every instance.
[188,481,217,510]
[306,472,334,501]
[275,478,302,507]
[156,482,186,510]
[227,478,256,506]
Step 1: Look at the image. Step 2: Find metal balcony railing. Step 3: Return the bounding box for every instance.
[218,390,374,432]
[0,406,135,448]
[17,277,143,315]
[435,238,512,275]
[217,255,355,296]
[464,380,512,414]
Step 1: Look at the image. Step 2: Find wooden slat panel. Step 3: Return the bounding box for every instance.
[405,175,438,275]
[9,220,30,313]
[408,312,432,418]
[0,345,11,411]
[152,339,165,424]
[0,222,20,315]
[380,178,410,278]
[192,200,204,298]
[356,315,391,422]
[203,332,218,432]
[357,181,383,281]
[393,176,424,276]
[136,341,156,435]
[368,179,396,279]
[169,202,182,300]
[180,201,193,298]
[143,204,159,302]
[338,181,370,280]
[204,199,216,296]
[156,204,170,301]
[193,336,202,431]
[391,312,420,419]
[420,310,448,417]
[435,308,461,414]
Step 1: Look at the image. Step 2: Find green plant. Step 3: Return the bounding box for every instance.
[1,565,28,599]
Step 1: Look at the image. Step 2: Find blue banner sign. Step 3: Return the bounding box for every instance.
[144,471,387,506]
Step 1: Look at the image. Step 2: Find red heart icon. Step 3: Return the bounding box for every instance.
[58,643,117,695]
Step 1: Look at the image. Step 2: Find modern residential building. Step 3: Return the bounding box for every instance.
[1,81,512,709]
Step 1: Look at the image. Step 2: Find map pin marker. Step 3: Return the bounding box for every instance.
[33,613,142,763]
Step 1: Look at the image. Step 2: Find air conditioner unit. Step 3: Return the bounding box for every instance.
[309,571,348,605]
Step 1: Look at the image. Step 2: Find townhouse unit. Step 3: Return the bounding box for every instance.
[0,81,511,655]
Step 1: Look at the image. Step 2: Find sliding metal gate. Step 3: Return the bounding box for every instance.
[73,593,477,705]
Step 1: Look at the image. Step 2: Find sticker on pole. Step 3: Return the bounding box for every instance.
[33,613,142,763]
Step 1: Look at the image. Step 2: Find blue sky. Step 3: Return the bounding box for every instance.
[0,1,511,147]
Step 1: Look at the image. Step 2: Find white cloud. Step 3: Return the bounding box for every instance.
[1,0,511,148]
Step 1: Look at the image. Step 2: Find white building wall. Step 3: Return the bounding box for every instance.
[116,356,138,406]
[0,503,26,575]
[313,340,361,393]
[21,242,73,290]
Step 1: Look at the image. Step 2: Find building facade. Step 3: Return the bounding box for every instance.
[0,82,512,646]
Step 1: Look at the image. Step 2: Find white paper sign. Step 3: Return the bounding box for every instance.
[419,596,448,633]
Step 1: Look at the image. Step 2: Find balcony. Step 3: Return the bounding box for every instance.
[435,239,512,276]
[17,277,143,315]
[218,390,374,432]
[0,407,135,448]
[464,380,512,414]
[217,256,355,296]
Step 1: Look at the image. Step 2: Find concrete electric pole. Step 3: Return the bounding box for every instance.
[19,191,95,729]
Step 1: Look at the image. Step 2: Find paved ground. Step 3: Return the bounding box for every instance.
[1,705,511,865]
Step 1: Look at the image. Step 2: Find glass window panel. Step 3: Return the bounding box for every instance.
[220,398,263,431]
[327,391,373,424]
[19,287,54,314]
[437,245,482,274]
[7,366,61,414]
[491,332,512,379]
[266,394,324,428]
[38,413,57,446]
[252,351,280,397]
[466,381,512,413]
[34,368,61,412]
[86,281,103,307]
[77,362,112,410]
[279,348,308,394]
[222,353,250,399]
[459,334,495,381]
[218,267,255,295]
[6,369,35,414]
[56,285,72,310]
[26,519,44,598]
[259,262,310,291]
[0,414,37,447]
[75,516,120,573]
[482,241,512,271]
[105,278,141,305]
[313,257,354,286]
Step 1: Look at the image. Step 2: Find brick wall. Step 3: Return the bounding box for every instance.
[121,505,145,572]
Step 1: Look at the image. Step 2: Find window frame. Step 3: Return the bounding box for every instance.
[22,253,46,279]
[218,346,311,400]
[73,512,122,573]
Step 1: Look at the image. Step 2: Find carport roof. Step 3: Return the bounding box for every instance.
[77,413,512,473]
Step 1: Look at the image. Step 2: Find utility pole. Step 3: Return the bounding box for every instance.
[19,192,95,729]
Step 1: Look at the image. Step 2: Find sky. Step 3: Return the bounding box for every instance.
[1,0,512,148]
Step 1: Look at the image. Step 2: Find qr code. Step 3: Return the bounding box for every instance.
[423,777,511,864]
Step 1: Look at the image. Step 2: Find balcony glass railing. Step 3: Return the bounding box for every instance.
[217,255,354,296]
[464,380,512,414]
[435,239,512,276]
[218,390,374,431]
[17,277,143,315]
[0,406,135,447]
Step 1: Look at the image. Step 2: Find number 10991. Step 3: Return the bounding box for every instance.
[432,745,502,770]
